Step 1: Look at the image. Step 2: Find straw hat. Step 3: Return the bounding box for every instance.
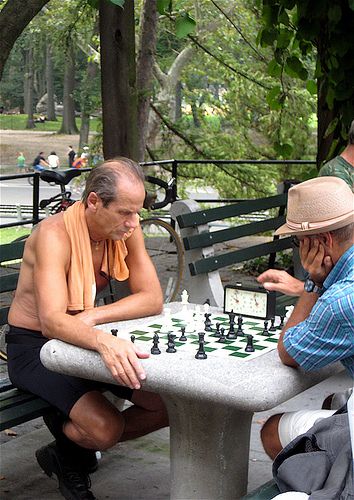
[275,176,354,236]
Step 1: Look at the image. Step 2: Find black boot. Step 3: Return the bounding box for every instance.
[43,409,98,474]
[36,442,96,500]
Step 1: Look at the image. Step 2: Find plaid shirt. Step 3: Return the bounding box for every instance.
[283,245,354,378]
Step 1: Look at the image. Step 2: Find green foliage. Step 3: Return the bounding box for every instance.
[0,114,100,131]
[258,0,354,161]
[175,13,196,38]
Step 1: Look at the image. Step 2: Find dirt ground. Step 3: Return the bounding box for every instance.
[0,130,81,172]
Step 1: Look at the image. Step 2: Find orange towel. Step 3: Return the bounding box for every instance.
[63,201,130,311]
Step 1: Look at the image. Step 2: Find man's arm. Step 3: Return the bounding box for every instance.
[76,225,163,327]
[34,220,148,389]
[277,237,333,367]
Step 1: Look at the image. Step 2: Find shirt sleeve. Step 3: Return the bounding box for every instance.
[283,286,354,372]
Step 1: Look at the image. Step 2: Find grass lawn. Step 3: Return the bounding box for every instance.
[0,114,100,132]
[0,227,31,244]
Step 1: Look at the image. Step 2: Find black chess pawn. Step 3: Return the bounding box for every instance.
[111,329,118,337]
[204,313,212,332]
[151,333,161,355]
[130,335,135,343]
[195,338,207,359]
[269,317,277,332]
[179,326,187,342]
[214,322,221,338]
[217,327,227,343]
[166,333,177,353]
[245,334,255,352]
[262,320,270,336]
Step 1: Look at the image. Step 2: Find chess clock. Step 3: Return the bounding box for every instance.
[223,283,276,320]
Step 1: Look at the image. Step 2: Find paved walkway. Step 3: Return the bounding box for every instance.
[1,372,351,499]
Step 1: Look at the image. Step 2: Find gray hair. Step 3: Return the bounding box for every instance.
[330,222,354,243]
[82,157,145,207]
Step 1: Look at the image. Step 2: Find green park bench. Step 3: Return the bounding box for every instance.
[171,190,301,315]
[0,240,52,432]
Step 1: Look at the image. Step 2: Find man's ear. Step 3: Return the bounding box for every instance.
[318,232,333,249]
[87,192,100,211]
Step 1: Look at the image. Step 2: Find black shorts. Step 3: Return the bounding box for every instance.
[6,325,133,417]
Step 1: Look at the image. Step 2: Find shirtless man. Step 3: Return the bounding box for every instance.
[6,158,168,500]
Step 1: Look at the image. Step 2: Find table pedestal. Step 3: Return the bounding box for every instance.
[162,394,253,500]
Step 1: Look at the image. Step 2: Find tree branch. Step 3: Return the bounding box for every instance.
[210,0,266,62]
[188,34,271,90]
[0,0,50,79]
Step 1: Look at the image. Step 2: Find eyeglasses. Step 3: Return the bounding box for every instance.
[291,236,300,247]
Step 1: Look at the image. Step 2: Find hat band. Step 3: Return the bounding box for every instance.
[286,211,353,231]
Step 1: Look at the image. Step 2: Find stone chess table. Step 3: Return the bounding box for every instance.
[40,302,341,499]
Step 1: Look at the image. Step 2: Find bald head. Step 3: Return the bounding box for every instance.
[82,157,145,207]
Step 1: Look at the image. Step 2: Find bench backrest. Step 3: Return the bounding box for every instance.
[171,195,297,308]
[175,194,291,275]
[0,240,26,326]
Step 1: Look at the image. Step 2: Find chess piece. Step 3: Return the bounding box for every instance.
[269,317,277,332]
[111,329,118,337]
[130,335,135,343]
[245,334,255,352]
[195,336,207,359]
[277,316,285,330]
[214,322,221,337]
[151,333,161,354]
[166,333,177,353]
[204,313,212,332]
[262,320,269,337]
[236,315,244,336]
[179,326,187,342]
[226,313,237,339]
[217,327,227,343]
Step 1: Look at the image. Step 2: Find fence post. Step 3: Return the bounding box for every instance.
[16,204,23,221]
[32,173,40,224]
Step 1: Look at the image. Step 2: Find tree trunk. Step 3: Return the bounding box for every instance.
[99,0,138,160]
[0,0,50,79]
[25,47,35,129]
[79,61,96,151]
[136,0,158,161]
[59,42,78,134]
[46,44,56,121]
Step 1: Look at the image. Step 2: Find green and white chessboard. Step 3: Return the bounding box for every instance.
[111,311,282,361]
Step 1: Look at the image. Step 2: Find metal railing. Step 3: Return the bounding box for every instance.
[0,160,316,230]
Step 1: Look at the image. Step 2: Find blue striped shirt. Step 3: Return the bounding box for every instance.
[283,245,354,378]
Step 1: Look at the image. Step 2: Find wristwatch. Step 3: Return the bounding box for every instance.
[304,278,323,295]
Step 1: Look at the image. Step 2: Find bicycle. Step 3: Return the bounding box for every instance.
[141,176,184,302]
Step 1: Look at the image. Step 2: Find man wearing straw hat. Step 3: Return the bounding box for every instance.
[260,176,354,460]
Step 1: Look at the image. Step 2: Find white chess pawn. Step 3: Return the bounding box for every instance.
[181,289,189,305]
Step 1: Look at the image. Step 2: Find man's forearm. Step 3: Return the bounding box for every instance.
[278,291,318,366]
[87,290,163,326]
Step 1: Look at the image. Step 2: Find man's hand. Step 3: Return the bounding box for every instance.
[257,269,304,296]
[300,237,333,286]
[95,330,149,390]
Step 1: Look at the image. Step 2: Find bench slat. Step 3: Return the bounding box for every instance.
[176,194,287,228]
[0,306,9,325]
[0,389,40,409]
[189,237,293,275]
[0,272,19,293]
[183,216,286,250]
[0,240,26,263]
[0,395,52,431]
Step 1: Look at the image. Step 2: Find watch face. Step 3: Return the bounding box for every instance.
[224,285,274,319]
[304,279,314,292]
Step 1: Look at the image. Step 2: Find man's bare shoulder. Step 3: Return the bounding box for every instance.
[29,213,70,253]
